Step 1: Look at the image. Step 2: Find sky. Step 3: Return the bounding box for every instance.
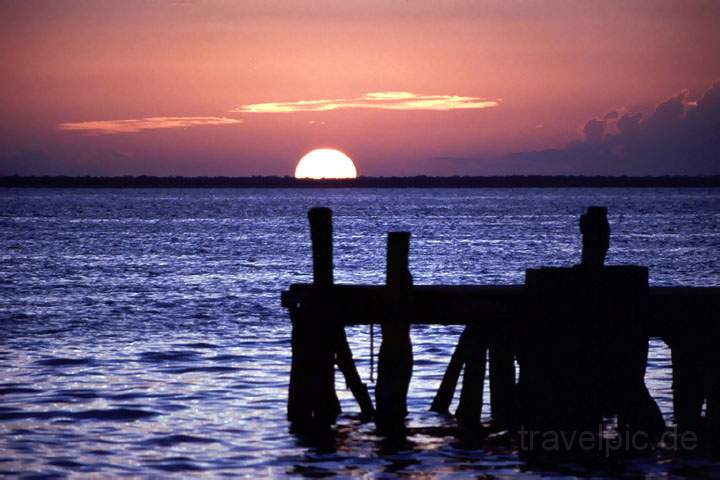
[1,0,719,176]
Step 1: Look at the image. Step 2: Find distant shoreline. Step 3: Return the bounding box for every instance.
[2,175,719,188]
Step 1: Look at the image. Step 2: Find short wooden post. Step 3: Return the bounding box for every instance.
[375,232,414,428]
[579,206,610,269]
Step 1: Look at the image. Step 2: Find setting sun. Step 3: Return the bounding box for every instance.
[294,149,358,179]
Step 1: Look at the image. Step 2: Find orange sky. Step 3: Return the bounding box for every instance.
[1,0,719,175]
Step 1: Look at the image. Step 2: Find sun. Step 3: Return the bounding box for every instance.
[294,148,358,179]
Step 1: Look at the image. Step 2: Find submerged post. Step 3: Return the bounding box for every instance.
[375,231,414,429]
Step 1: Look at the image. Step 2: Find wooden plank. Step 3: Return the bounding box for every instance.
[282,284,525,325]
[282,284,719,331]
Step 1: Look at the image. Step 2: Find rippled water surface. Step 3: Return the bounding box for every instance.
[1,188,719,477]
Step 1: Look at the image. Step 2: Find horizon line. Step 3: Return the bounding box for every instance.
[2,175,719,189]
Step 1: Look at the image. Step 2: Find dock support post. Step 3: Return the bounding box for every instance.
[489,321,515,429]
[430,328,470,414]
[431,310,511,428]
[375,232,414,429]
[665,296,720,448]
[335,330,375,417]
[432,326,501,429]
[455,325,488,427]
[288,207,340,424]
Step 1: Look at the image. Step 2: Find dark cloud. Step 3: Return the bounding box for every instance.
[603,111,619,121]
[583,118,606,144]
[617,112,642,134]
[458,81,720,175]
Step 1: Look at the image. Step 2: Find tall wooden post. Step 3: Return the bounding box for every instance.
[375,232,414,429]
[287,207,340,424]
[312,207,375,417]
[288,207,374,424]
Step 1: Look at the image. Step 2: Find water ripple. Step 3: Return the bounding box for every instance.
[0,408,160,421]
[1,188,719,477]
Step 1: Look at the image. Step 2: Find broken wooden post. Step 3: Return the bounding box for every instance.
[516,207,664,455]
[375,231,414,429]
[579,207,664,440]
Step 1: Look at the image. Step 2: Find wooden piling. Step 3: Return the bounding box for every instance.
[288,207,374,424]
[287,207,340,424]
[375,231,414,428]
[579,206,610,269]
[489,321,515,429]
[455,325,488,427]
[430,299,514,428]
[662,291,720,446]
[335,329,375,417]
[430,328,470,414]
[308,207,333,286]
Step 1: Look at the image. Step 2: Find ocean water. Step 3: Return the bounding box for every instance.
[1,187,719,478]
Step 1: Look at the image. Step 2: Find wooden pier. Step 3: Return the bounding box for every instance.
[281,207,720,453]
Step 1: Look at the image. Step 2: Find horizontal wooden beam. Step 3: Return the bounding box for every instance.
[281,284,720,335]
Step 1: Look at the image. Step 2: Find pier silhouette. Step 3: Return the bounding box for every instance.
[281,206,720,457]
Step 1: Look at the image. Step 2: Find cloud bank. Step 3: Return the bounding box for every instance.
[443,81,719,175]
[233,91,500,113]
[58,116,242,135]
